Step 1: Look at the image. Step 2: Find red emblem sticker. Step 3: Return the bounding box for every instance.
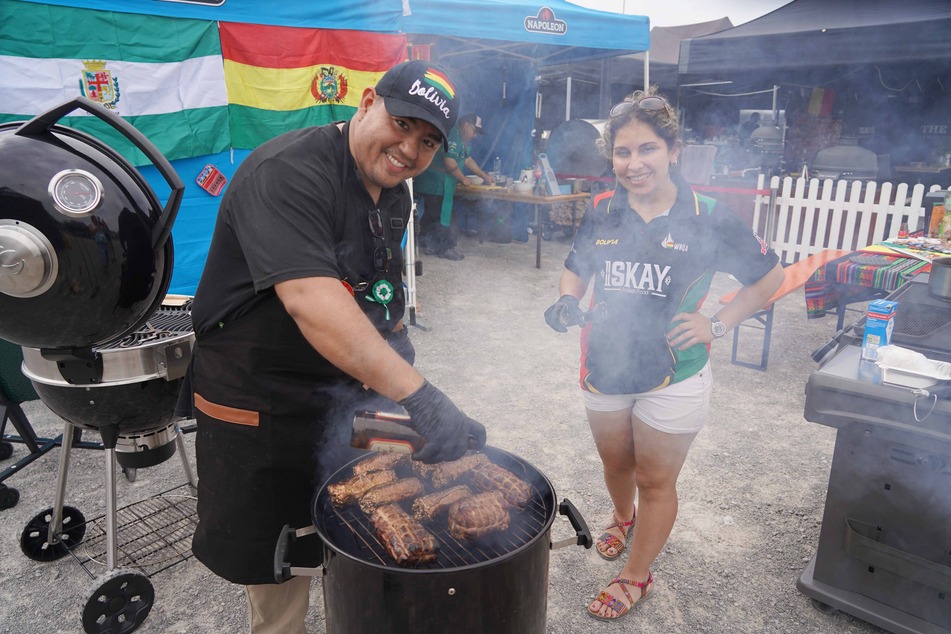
[196,164,227,196]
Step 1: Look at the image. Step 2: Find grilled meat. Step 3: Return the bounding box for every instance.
[327,469,397,507]
[370,504,438,566]
[358,477,424,514]
[470,462,532,508]
[448,491,510,539]
[411,485,471,521]
[430,453,490,488]
[352,452,408,476]
[411,460,436,478]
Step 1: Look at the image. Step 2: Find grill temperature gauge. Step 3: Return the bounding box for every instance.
[49,169,103,216]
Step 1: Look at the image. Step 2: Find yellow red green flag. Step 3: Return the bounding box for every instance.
[220,22,407,148]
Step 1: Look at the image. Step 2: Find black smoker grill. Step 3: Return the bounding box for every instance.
[811,144,880,181]
[276,446,592,634]
[798,275,951,634]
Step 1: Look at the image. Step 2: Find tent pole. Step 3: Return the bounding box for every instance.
[644,50,649,91]
[404,178,429,331]
[566,76,572,121]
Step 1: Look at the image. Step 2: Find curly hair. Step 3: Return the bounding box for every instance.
[597,86,680,159]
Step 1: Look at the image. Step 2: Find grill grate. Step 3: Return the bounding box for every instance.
[100,303,193,351]
[69,484,197,579]
[894,302,951,337]
[318,449,555,569]
[327,488,549,568]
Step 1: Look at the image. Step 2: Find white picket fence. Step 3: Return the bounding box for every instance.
[751,175,944,265]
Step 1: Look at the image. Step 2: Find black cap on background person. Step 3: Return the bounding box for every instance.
[459,113,485,135]
[376,60,461,149]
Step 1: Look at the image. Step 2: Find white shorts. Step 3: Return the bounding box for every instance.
[581,361,712,434]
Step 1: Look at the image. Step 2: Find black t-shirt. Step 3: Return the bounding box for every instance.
[565,173,778,393]
[192,122,410,336]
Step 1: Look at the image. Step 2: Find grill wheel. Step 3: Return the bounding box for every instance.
[20,505,87,562]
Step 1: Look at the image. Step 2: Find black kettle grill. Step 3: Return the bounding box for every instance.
[0,97,196,634]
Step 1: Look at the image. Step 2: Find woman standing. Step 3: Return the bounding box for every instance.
[544,89,783,621]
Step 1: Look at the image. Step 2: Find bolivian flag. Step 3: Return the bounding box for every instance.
[0,0,230,166]
[807,87,835,117]
[220,22,407,149]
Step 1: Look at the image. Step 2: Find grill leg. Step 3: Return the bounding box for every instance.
[104,446,118,570]
[98,426,120,571]
[48,422,75,544]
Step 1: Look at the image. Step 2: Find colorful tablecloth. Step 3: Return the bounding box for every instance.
[805,251,931,319]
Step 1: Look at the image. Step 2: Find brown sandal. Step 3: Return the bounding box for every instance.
[586,571,654,621]
[595,508,636,561]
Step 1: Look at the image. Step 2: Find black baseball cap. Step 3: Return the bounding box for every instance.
[460,114,484,135]
[376,60,460,150]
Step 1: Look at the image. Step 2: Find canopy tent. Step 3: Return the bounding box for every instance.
[403,0,648,66]
[677,0,951,173]
[537,17,733,130]
[16,0,405,31]
[401,0,649,178]
[5,0,649,293]
[623,18,734,90]
[678,0,951,81]
[19,0,647,61]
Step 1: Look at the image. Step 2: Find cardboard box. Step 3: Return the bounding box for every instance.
[861,299,898,361]
[929,203,945,238]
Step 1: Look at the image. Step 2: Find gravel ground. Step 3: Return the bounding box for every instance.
[0,230,890,633]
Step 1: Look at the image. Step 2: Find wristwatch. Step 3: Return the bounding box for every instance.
[710,316,728,339]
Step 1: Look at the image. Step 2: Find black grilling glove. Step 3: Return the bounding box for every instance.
[399,381,487,464]
[544,295,583,333]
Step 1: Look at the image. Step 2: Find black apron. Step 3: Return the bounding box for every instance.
[189,294,364,585]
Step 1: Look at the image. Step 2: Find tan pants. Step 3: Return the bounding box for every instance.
[245,576,312,634]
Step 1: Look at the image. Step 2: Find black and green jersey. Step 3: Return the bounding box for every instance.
[566,174,777,394]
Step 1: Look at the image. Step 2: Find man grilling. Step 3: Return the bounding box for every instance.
[182,60,486,633]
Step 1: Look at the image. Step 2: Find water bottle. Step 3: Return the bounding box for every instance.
[493,156,502,183]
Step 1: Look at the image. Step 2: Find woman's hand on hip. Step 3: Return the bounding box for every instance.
[667,311,714,350]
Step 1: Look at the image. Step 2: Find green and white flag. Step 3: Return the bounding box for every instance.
[0,0,230,165]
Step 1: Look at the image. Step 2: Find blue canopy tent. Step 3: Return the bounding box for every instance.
[401,0,649,178]
[9,0,648,293]
[14,0,405,30]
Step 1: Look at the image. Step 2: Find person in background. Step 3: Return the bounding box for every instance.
[738,111,761,145]
[415,113,493,260]
[544,88,783,622]
[182,60,487,634]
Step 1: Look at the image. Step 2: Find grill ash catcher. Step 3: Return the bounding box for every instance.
[273,413,592,634]
[799,274,951,634]
[0,98,196,634]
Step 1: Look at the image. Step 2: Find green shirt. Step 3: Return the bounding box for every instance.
[413,125,470,196]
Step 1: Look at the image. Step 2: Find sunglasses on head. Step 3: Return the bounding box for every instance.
[368,209,390,272]
[609,96,670,118]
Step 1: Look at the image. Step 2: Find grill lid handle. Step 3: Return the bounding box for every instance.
[551,498,592,550]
